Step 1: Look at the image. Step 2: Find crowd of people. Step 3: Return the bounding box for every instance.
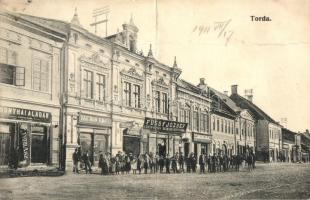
[72,149,256,175]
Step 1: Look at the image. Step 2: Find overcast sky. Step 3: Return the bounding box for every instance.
[1,0,310,132]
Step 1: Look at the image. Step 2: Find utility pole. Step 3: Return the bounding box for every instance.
[90,6,110,37]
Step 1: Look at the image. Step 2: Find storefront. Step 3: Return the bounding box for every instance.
[122,122,142,155]
[0,106,52,168]
[77,113,111,166]
[192,133,212,156]
[143,117,187,157]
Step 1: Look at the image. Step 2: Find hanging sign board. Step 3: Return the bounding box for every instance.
[143,117,187,134]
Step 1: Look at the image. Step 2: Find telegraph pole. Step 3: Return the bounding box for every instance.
[90,6,110,37]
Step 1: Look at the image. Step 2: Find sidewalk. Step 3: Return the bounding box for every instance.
[0,165,65,178]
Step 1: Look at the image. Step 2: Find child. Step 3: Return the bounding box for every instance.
[131,156,138,174]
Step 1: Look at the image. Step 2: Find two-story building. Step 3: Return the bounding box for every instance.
[176,78,211,158]
[0,11,65,169]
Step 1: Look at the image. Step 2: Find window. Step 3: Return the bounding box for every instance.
[133,84,141,108]
[33,58,49,92]
[155,91,160,112]
[193,111,199,131]
[217,118,219,131]
[15,67,25,86]
[83,70,93,98]
[0,47,7,63]
[96,74,105,101]
[213,117,215,131]
[200,113,208,132]
[124,82,131,106]
[180,109,185,122]
[185,110,191,128]
[162,93,168,114]
[221,119,224,132]
[0,47,24,86]
[224,120,227,133]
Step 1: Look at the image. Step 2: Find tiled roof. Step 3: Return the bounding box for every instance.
[230,93,278,124]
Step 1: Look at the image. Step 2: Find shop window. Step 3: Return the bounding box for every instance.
[93,134,107,163]
[0,123,13,166]
[33,58,49,92]
[96,73,106,101]
[80,133,93,164]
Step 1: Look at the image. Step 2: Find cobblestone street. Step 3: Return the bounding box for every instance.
[0,163,309,200]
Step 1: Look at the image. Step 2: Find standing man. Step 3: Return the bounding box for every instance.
[165,154,171,174]
[82,150,92,174]
[72,148,80,174]
[199,152,206,173]
[178,152,184,173]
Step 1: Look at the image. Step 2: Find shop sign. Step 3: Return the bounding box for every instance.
[193,133,212,143]
[143,117,187,133]
[79,113,112,126]
[283,144,289,149]
[120,121,134,128]
[20,129,29,161]
[0,106,51,123]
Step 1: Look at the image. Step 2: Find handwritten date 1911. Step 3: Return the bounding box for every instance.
[192,19,234,46]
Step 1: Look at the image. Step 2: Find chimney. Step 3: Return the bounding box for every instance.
[244,89,253,102]
[200,78,205,85]
[198,78,207,91]
[231,85,238,95]
[223,91,228,96]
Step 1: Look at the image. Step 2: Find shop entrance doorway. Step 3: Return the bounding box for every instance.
[158,143,166,157]
[184,142,189,158]
[31,126,47,163]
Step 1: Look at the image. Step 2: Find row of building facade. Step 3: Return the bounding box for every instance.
[0,10,308,170]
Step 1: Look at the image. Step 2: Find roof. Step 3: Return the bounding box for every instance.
[209,87,241,113]
[230,93,279,124]
[17,13,70,34]
[177,79,205,96]
[282,128,296,142]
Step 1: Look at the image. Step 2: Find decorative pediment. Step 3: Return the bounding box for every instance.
[152,77,169,87]
[79,53,109,70]
[121,66,144,81]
